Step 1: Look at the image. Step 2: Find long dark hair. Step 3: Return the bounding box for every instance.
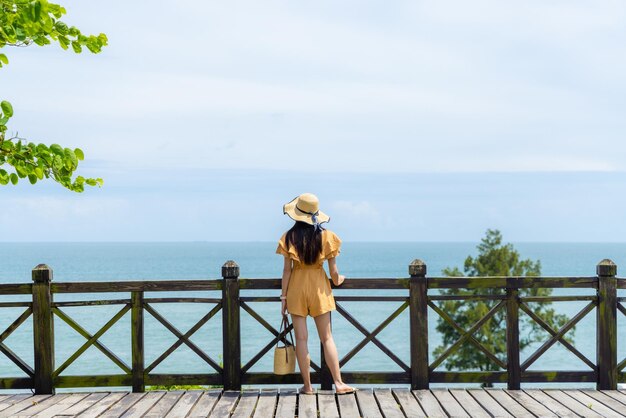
[285,221,324,265]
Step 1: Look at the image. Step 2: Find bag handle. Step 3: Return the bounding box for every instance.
[277,314,295,349]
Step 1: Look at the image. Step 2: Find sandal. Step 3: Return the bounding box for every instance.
[336,387,357,395]
[299,387,315,395]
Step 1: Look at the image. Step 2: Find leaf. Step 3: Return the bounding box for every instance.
[74,148,84,160]
[0,54,8,65]
[50,144,64,156]
[64,147,77,169]
[1,101,13,118]
[71,41,82,53]
[33,1,42,21]
[28,174,37,184]
[10,173,18,185]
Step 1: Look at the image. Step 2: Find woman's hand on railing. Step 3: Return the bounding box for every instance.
[332,274,346,287]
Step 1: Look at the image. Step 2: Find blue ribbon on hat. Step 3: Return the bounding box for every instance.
[296,205,324,232]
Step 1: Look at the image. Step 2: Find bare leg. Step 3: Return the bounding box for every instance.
[314,312,354,392]
[291,314,313,393]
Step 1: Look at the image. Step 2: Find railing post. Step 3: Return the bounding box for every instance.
[131,291,145,392]
[597,259,617,390]
[409,259,429,390]
[320,313,333,390]
[32,264,55,394]
[506,278,521,389]
[222,260,241,390]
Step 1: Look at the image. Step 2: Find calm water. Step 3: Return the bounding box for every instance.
[1,242,625,389]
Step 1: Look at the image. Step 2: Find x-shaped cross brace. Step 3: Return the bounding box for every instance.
[0,308,34,377]
[239,301,321,373]
[53,305,131,378]
[336,302,410,372]
[144,303,222,374]
[430,300,506,370]
[429,301,507,370]
[521,301,595,371]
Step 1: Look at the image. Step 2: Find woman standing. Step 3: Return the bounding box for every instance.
[276,193,355,395]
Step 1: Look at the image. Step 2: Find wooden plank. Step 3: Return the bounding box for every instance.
[318,390,339,418]
[19,393,89,418]
[600,390,626,404]
[144,391,184,417]
[485,389,533,418]
[0,283,32,294]
[53,392,109,416]
[412,390,447,418]
[391,389,426,418]
[355,389,383,418]
[209,391,239,417]
[231,390,259,418]
[51,280,222,293]
[565,390,624,418]
[503,390,557,417]
[430,389,468,417]
[165,391,204,418]
[97,393,146,418]
[0,394,29,412]
[337,392,360,418]
[187,391,221,418]
[542,390,603,418]
[449,390,490,418]
[252,389,278,418]
[275,389,297,418]
[467,389,513,418]
[523,390,578,417]
[297,392,317,418]
[119,392,165,417]
[11,394,69,417]
[75,392,128,418]
[601,390,626,406]
[373,388,404,418]
[0,395,51,417]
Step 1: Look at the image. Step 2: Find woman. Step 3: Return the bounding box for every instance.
[276,193,355,395]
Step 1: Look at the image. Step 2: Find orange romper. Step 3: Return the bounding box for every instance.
[276,230,342,317]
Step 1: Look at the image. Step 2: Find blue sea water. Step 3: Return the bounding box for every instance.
[1,242,625,389]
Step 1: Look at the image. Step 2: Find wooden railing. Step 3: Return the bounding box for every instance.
[0,259,624,394]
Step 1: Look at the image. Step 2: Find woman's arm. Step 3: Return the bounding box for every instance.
[327,257,345,286]
[281,256,292,315]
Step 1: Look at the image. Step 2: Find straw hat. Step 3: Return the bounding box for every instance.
[283,193,330,226]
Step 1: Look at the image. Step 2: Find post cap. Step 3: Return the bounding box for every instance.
[32,264,53,283]
[409,259,427,277]
[597,259,617,276]
[222,260,240,279]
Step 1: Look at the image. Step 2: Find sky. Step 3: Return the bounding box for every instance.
[1,0,626,242]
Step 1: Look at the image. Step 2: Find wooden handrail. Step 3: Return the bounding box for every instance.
[0,259,623,393]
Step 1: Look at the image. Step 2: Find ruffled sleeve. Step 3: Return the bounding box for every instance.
[276,234,300,261]
[323,230,342,260]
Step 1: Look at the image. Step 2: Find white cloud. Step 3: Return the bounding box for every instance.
[2,0,626,175]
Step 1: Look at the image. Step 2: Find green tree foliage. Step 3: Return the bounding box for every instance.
[433,229,572,378]
[0,0,106,191]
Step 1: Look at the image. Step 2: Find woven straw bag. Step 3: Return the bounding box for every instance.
[274,315,296,375]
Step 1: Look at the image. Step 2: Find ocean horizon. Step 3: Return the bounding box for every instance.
[1,241,624,390]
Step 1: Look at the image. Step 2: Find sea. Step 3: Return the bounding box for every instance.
[1,242,625,390]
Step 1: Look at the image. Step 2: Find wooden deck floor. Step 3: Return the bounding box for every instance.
[0,389,625,417]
